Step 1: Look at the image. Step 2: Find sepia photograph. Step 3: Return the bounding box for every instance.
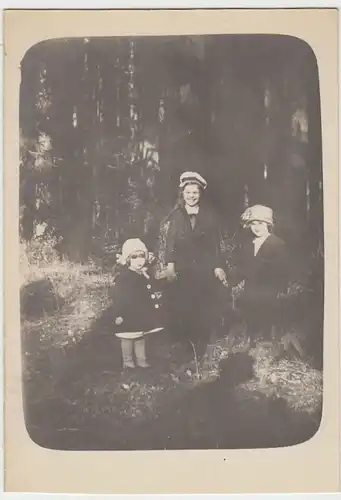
[19,33,324,451]
[4,8,339,495]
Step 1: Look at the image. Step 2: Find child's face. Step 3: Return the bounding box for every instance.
[129,252,147,271]
[183,184,201,207]
[250,220,270,238]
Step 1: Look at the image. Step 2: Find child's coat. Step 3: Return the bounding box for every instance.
[233,232,289,333]
[109,267,164,334]
[236,233,288,294]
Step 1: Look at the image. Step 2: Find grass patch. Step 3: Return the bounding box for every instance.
[242,343,322,414]
[20,237,323,450]
[20,237,115,349]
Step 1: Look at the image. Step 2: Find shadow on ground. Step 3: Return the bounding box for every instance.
[23,308,322,451]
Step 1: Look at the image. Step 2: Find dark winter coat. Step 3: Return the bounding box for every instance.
[232,232,289,331]
[164,204,224,274]
[109,267,164,333]
[234,233,288,295]
[163,204,226,343]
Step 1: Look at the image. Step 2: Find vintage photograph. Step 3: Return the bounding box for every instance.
[19,34,324,451]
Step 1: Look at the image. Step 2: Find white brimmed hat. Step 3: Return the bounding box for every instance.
[241,205,274,227]
[116,238,148,265]
[179,171,208,190]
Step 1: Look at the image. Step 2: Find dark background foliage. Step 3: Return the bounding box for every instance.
[20,35,323,267]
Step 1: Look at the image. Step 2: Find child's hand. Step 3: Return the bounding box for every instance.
[165,263,177,282]
[155,268,172,280]
[148,252,156,264]
[155,269,166,280]
[155,264,177,281]
[214,267,228,285]
[115,317,123,325]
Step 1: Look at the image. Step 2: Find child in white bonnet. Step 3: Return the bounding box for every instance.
[110,238,164,369]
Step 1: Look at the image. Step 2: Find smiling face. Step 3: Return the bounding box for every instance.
[128,251,147,271]
[249,220,270,238]
[183,183,201,207]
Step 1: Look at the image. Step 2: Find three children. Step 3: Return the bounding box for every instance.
[111,203,288,369]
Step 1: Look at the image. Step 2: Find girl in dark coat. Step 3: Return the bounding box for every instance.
[232,205,289,347]
[161,171,227,357]
[111,238,164,369]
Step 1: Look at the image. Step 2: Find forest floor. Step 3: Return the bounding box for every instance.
[21,258,323,451]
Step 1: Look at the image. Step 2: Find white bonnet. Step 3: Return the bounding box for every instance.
[117,238,148,265]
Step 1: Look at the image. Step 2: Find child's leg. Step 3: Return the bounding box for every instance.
[261,296,279,341]
[239,292,259,346]
[134,338,150,368]
[244,306,260,346]
[121,339,135,368]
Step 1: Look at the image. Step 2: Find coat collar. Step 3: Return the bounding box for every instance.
[252,233,280,257]
[184,204,199,215]
[253,233,271,255]
[242,232,278,258]
[120,266,150,281]
[179,205,205,232]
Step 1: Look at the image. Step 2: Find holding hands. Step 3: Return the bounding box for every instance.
[156,263,177,282]
[214,267,228,286]
[156,263,228,286]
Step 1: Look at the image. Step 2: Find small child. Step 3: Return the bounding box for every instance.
[110,238,164,369]
[232,205,288,348]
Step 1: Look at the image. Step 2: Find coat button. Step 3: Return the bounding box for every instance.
[154,304,160,309]
[147,284,151,289]
[151,294,156,299]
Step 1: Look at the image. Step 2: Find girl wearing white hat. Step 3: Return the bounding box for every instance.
[161,171,227,358]
[110,238,164,369]
[231,205,288,348]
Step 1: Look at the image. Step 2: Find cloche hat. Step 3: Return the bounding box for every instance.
[241,205,274,227]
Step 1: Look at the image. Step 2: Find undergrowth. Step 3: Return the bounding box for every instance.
[21,235,323,440]
[20,236,115,349]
